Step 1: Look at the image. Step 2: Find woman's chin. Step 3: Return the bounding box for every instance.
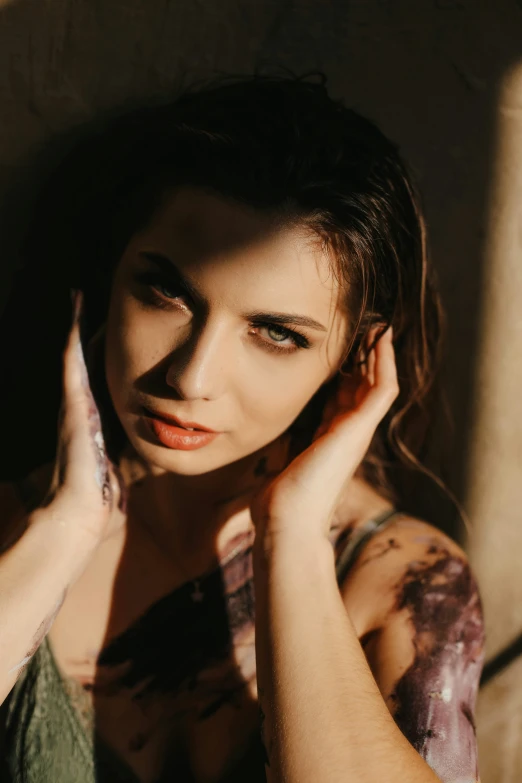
[125,437,221,475]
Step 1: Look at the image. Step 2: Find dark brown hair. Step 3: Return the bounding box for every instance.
[0,74,445,508]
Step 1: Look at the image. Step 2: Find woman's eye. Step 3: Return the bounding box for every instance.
[135,272,187,302]
[265,325,292,343]
[133,274,310,353]
[151,278,184,299]
[155,281,181,298]
[253,322,310,353]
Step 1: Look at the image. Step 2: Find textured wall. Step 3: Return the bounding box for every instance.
[1,1,522,780]
[469,62,522,783]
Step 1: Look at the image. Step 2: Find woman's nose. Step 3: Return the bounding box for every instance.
[165,318,229,401]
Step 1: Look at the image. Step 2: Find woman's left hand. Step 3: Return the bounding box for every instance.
[250,326,399,544]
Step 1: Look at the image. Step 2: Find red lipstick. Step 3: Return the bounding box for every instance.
[142,408,220,451]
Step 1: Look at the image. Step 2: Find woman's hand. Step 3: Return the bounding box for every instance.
[42,290,125,543]
[250,326,399,544]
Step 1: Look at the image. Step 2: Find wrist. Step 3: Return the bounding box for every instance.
[29,504,102,562]
[253,528,335,576]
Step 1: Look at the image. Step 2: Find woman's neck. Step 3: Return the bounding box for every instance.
[116,440,394,575]
[116,437,290,572]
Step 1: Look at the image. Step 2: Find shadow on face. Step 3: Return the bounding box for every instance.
[104,187,350,480]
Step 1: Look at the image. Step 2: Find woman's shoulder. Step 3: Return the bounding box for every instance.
[338,510,478,636]
[341,510,469,579]
[365,512,467,562]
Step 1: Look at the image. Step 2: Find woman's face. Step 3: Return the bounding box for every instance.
[105,187,349,476]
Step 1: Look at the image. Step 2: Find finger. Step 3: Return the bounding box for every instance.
[374,326,397,385]
[62,290,113,507]
[366,326,399,414]
[62,290,88,411]
[336,329,378,413]
[366,325,383,386]
[357,341,368,379]
[336,327,396,424]
[50,291,87,497]
[366,345,375,386]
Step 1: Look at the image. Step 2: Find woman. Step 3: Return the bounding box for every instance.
[0,76,484,783]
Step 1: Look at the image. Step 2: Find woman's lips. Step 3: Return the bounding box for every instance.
[142,407,217,432]
[143,413,220,451]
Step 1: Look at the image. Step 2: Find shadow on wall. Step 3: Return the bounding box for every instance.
[1,0,522,541]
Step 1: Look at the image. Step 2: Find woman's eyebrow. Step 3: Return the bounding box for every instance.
[139,251,328,332]
[245,310,327,332]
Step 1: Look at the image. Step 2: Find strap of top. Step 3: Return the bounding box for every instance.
[335,507,401,585]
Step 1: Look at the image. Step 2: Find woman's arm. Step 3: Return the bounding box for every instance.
[344,517,484,783]
[0,291,123,703]
[250,328,483,782]
[0,486,100,704]
[254,532,449,783]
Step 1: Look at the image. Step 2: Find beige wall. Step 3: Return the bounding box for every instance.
[1,1,522,780]
[469,62,522,783]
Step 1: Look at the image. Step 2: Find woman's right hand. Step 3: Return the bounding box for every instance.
[42,290,125,544]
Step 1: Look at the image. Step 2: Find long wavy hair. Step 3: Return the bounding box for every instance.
[0,74,445,510]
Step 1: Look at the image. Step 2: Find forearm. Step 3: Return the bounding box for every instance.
[0,507,97,702]
[253,534,441,783]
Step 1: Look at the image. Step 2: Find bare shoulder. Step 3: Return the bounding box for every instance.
[338,512,479,635]
[341,515,484,783]
[0,463,54,550]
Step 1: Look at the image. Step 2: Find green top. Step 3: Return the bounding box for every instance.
[0,509,399,783]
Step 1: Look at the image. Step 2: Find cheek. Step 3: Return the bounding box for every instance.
[238,364,322,438]
[104,294,168,403]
